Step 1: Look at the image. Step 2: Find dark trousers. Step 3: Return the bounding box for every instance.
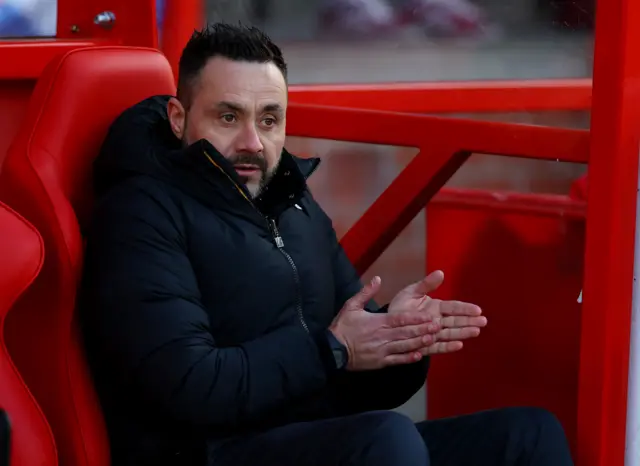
[209,407,574,466]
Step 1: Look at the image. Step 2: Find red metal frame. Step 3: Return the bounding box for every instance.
[287,104,589,273]
[430,189,587,218]
[576,0,640,464]
[289,79,592,113]
[161,0,204,81]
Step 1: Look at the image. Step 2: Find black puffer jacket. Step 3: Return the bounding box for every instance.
[80,95,429,465]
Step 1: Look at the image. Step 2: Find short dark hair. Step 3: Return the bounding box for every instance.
[177,23,288,108]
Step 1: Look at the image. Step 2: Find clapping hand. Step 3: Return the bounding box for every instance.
[388,270,487,355]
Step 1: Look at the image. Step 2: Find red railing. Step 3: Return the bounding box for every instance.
[289,79,592,113]
[286,105,590,273]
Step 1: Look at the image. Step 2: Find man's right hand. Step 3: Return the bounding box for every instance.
[328,276,440,371]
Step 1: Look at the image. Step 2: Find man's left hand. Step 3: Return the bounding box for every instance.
[388,270,487,355]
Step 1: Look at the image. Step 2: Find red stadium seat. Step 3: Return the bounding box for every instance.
[0,46,176,466]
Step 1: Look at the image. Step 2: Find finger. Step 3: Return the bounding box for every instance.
[345,276,382,310]
[388,310,435,327]
[436,326,481,342]
[415,270,445,294]
[440,315,487,329]
[387,321,440,341]
[421,341,464,355]
[440,300,482,317]
[384,332,437,355]
[383,351,424,366]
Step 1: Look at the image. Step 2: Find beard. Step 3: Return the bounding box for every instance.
[228,152,278,198]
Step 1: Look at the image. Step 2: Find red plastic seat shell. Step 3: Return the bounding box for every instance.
[0,46,176,466]
[0,202,57,466]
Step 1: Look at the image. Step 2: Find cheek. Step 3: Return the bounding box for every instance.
[189,123,236,155]
[264,131,285,166]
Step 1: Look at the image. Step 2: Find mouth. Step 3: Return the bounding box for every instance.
[234,164,262,177]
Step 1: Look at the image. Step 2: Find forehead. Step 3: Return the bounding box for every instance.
[193,57,287,108]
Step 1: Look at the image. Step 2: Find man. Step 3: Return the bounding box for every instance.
[80,23,574,466]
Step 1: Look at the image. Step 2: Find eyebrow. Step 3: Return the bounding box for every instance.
[215,101,284,116]
[215,101,245,113]
[262,103,284,116]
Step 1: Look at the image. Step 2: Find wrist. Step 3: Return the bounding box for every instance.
[313,328,348,374]
[326,328,349,371]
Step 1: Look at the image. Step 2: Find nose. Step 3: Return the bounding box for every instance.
[236,123,264,154]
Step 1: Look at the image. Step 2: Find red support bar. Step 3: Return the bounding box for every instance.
[287,104,590,272]
[289,79,592,113]
[577,0,640,463]
[287,104,590,161]
[161,0,204,81]
[432,189,588,219]
[343,147,470,274]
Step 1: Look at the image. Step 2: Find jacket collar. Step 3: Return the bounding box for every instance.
[181,138,320,219]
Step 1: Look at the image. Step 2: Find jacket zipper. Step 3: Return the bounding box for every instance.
[203,151,310,333]
[267,218,309,333]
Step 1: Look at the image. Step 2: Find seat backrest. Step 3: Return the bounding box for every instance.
[0,202,57,466]
[0,47,176,466]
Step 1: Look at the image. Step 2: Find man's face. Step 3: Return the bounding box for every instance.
[168,57,287,198]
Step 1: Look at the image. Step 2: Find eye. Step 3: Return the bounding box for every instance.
[221,114,236,123]
[262,117,277,127]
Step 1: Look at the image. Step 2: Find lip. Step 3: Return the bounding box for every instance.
[234,165,261,176]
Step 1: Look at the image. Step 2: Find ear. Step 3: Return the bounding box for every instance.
[167,97,186,140]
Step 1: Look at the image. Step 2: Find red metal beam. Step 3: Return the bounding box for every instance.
[577,0,640,463]
[289,79,592,113]
[432,189,588,219]
[343,147,470,274]
[287,104,590,272]
[287,104,590,162]
[161,0,204,81]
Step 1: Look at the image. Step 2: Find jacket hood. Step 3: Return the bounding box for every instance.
[93,95,320,200]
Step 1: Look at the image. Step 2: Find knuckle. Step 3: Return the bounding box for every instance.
[408,336,423,350]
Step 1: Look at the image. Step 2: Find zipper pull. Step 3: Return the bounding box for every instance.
[269,219,285,248]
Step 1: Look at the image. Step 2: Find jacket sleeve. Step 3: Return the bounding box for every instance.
[81,186,332,428]
[318,205,430,414]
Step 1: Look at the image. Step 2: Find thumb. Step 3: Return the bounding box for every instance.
[416,270,445,294]
[346,276,382,311]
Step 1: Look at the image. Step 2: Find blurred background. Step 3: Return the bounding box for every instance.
[0,0,594,83]
[0,0,593,421]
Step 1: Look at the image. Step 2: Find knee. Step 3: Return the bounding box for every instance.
[500,407,573,464]
[357,411,429,466]
[506,407,566,438]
